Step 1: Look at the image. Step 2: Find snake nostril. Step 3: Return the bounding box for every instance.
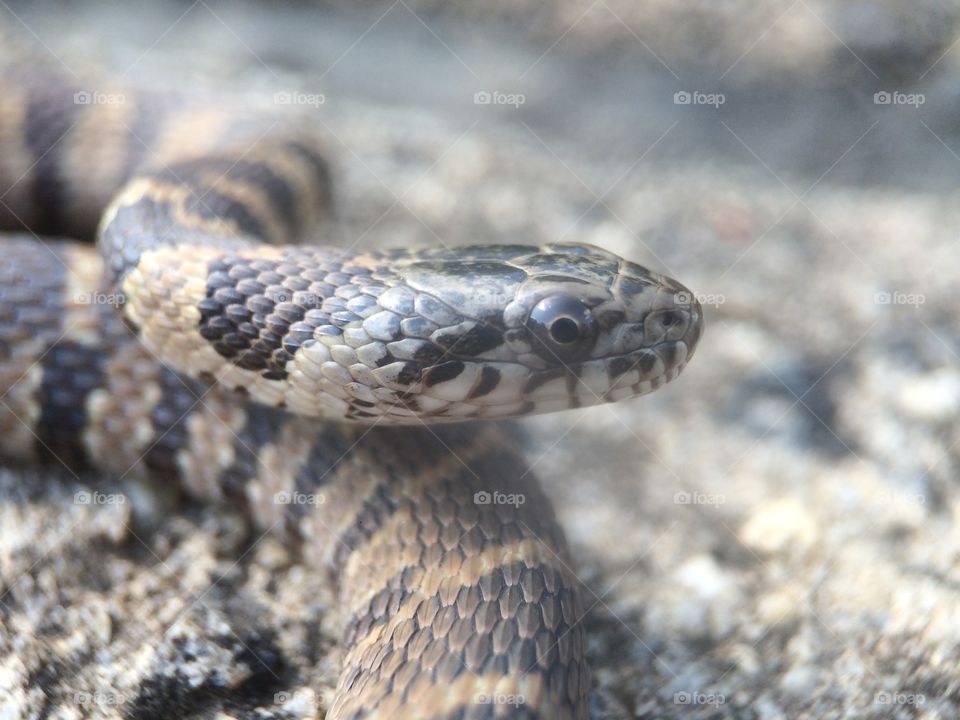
[659,311,681,329]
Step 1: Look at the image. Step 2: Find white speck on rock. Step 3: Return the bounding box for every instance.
[896,368,960,421]
[740,498,818,555]
[646,554,743,641]
[780,663,819,697]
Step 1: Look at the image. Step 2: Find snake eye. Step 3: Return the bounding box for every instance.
[527,294,598,362]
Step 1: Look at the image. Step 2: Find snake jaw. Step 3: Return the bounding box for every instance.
[399,293,701,421]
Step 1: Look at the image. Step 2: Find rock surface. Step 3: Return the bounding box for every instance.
[2,1,959,718]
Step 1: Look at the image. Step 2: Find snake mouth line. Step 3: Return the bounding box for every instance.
[593,338,691,402]
[603,360,687,403]
[629,360,686,396]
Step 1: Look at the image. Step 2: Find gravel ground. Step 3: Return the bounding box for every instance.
[2,2,959,718]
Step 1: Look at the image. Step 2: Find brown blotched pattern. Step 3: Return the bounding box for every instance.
[332,455,588,719]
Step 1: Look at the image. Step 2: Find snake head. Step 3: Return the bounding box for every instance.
[379,242,703,420]
[150,240,701,422]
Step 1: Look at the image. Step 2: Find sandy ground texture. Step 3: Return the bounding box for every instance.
[2,1,960,719]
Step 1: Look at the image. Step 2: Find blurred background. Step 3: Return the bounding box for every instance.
[3,1,959,718]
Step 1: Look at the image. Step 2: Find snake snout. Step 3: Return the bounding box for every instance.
[589,276,703,407]
[648,284,702,356]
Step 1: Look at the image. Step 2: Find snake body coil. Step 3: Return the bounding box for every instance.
[0,52,702,719]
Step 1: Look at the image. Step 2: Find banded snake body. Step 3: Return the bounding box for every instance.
[0,49,702,719]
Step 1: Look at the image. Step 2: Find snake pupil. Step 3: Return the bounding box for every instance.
[550,317,580,344]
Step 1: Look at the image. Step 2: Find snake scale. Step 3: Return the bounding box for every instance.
[0,47,702,720]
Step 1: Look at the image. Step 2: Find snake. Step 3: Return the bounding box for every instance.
[0,47,702,720]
